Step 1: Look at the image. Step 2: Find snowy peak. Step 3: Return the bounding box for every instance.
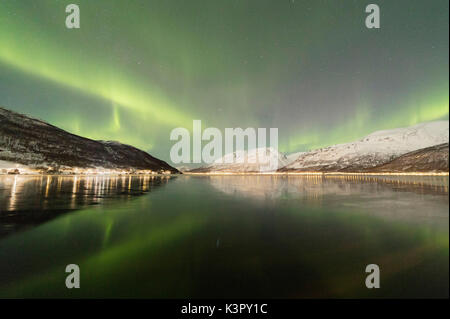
[189,121,448,173]
[191,147,290,173]
[356,121,448,150]
[282,120,449,172]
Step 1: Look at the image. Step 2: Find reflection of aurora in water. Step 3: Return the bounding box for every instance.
[0,175,448,298]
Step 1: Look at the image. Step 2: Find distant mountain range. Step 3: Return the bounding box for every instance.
[0,107,178,174]
[1,106,448,175]
[189,147,290,173]
[188,121,449,173]
[281,121,448,172]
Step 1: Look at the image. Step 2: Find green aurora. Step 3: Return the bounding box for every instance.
[0,0,448,162]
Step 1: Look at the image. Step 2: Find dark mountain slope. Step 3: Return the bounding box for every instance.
[0,107,178,173]
[364,143,448,173]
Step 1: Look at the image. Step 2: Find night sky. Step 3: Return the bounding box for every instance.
[0,0,448,163]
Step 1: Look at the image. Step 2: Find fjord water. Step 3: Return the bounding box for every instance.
[0,174,448,298]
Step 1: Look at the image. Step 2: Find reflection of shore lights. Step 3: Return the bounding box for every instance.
[8,175,18,210]
[184,171,449,176]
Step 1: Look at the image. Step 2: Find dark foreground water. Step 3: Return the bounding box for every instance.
[0,174,448,298]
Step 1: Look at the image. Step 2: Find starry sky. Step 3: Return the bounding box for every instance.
[0,0,448,163]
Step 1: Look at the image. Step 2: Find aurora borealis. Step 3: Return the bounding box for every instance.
[0,0,448,163]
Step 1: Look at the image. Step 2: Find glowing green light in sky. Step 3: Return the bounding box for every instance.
[0,0,448,161]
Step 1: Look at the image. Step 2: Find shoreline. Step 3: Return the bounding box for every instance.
[0,173,177,177]
[1,172,449,177]
[184,171,449,176]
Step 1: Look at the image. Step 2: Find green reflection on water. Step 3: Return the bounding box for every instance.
[0,175,448,298]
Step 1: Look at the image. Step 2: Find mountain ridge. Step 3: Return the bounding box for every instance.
[364,143,449,173]
[0,106,178,174]
[187,121,448,173]
[280,121,448,172]
[188,147,290,173]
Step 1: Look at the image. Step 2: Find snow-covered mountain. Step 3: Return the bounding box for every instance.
[281,121,449,172]
[365,143,448,173]
[189,147,290,173]
[286,151,306,163]
[187,121,448,173]
[0,107,178,174]
[175,166,194,173]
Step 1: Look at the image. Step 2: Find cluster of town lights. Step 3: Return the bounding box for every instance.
[0,166,173,176]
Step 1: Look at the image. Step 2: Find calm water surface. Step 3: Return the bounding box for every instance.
[0,174,448,298]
